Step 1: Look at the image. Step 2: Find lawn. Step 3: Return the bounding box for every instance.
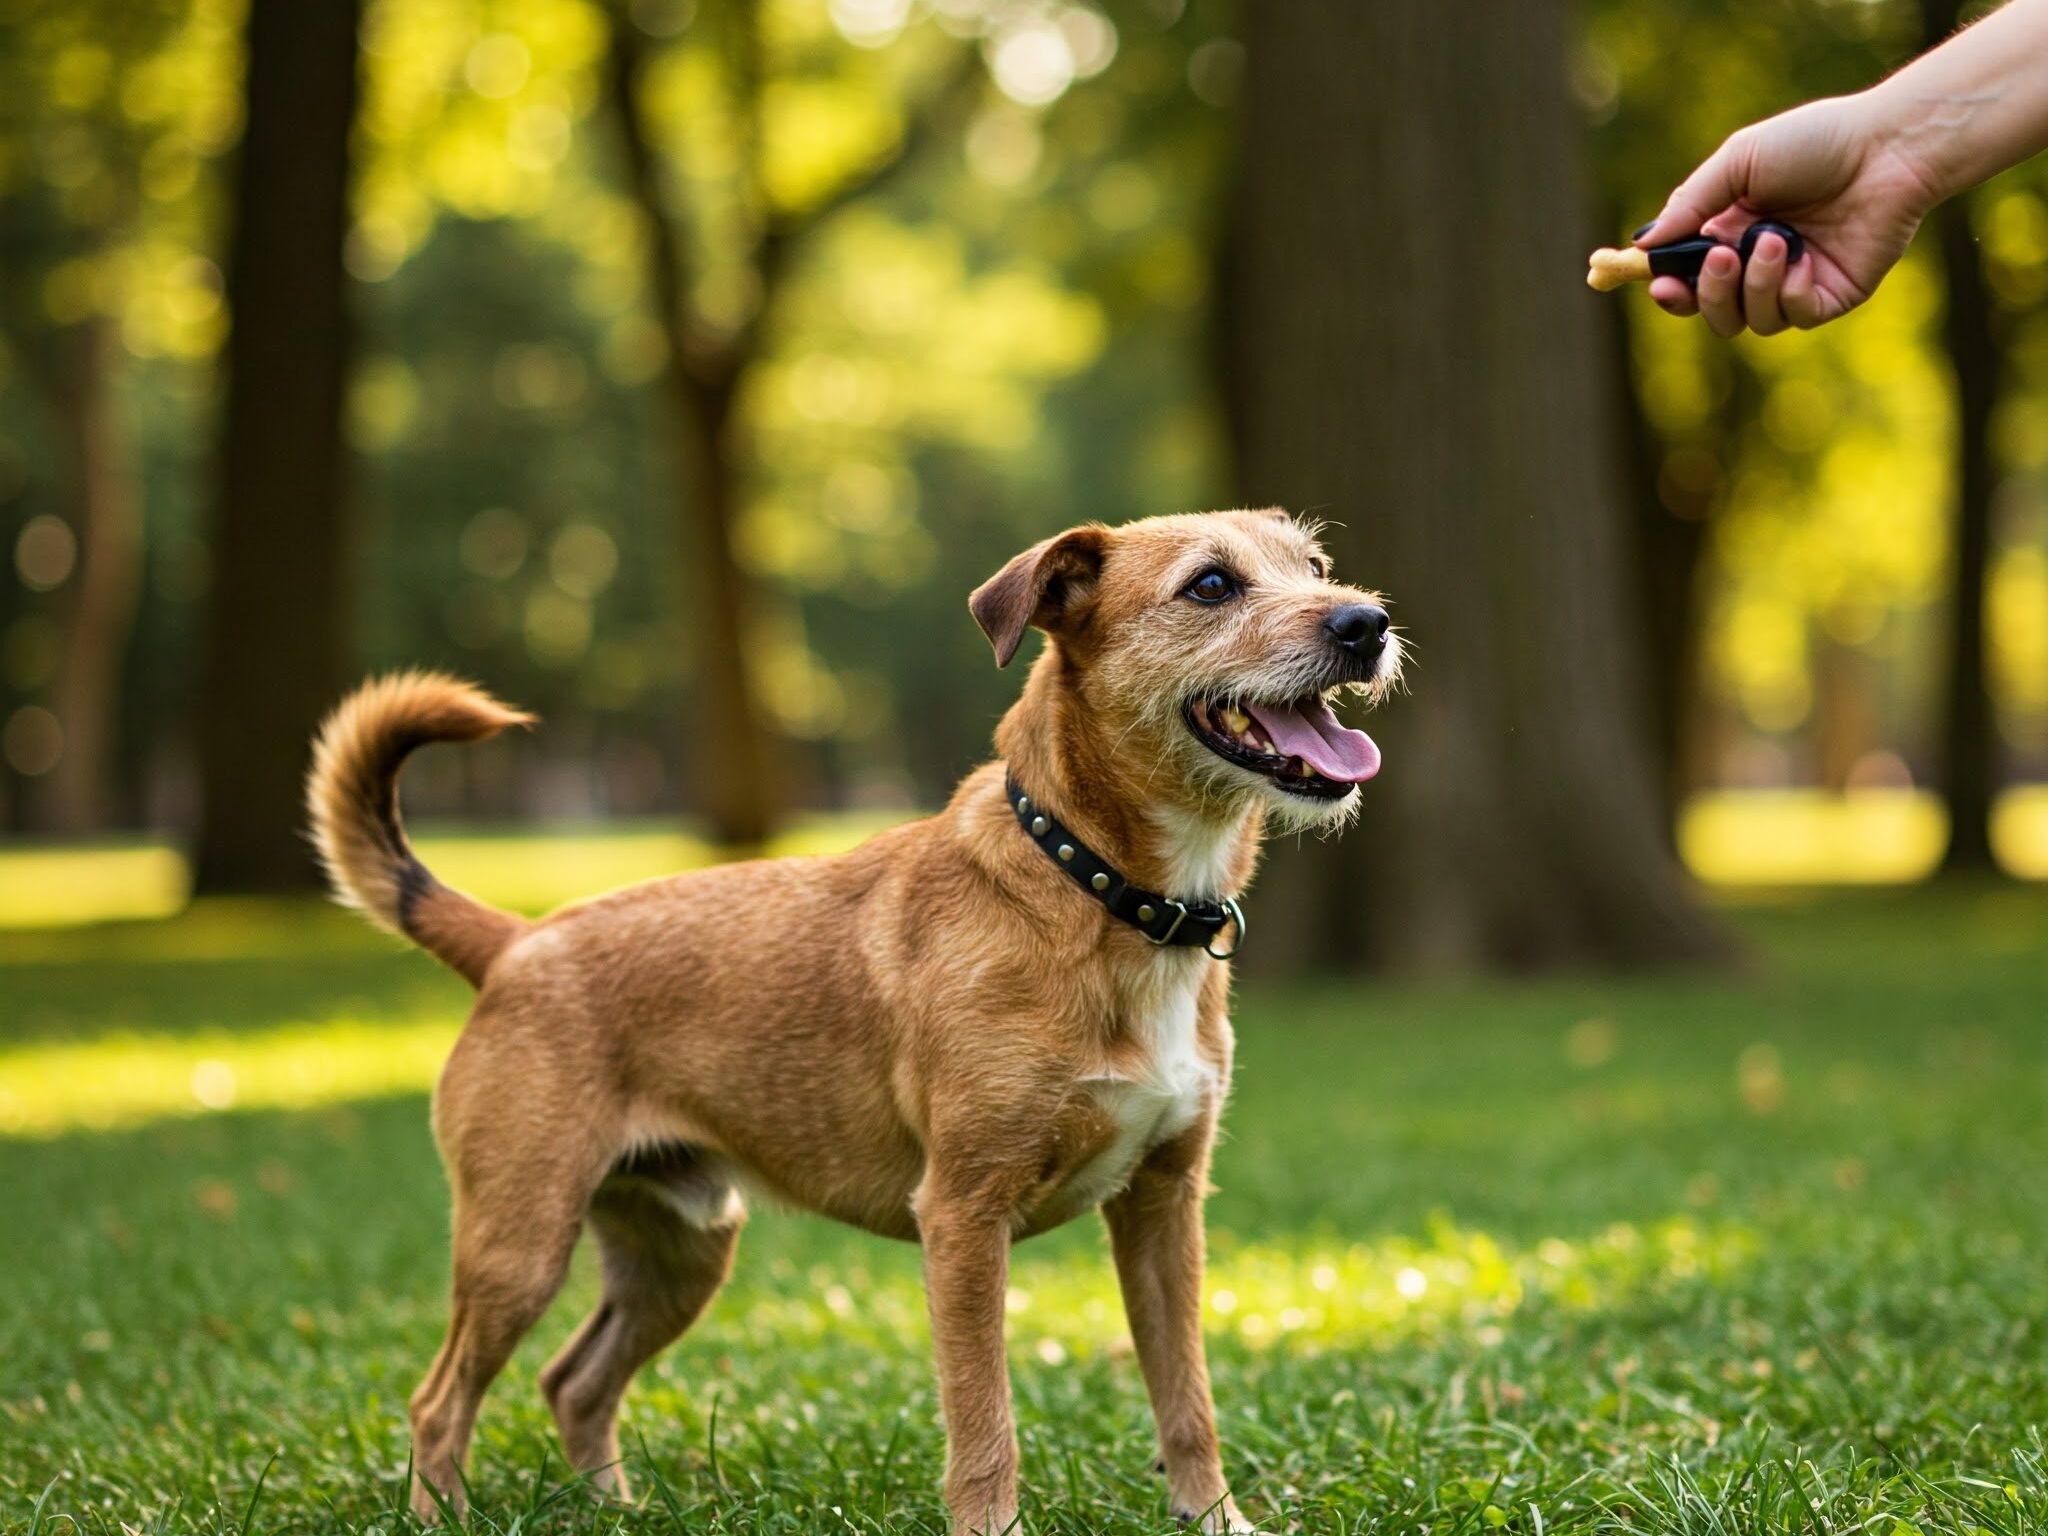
[2,853,2046,1535]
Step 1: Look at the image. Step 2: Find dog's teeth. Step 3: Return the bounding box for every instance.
[1300,762,1318,778]
[1220,707,1250,736]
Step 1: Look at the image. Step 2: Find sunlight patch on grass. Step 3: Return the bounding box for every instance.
[0,813,914,931]
[0,841,186,928]
[0,1016,457,1138]
[700,1214,1757,1361]
[1680,786,2048,884]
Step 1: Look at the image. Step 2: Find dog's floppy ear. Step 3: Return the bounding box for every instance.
[968,525,1109,668]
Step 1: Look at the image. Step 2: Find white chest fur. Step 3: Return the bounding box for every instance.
[1055,957,1216,1215]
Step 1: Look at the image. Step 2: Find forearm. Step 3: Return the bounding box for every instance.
[1866,0,2048,201]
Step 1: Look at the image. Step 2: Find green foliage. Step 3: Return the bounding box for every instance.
[3,0,2046,827]
[2,871,2047,1531]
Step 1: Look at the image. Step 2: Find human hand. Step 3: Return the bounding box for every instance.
[1636,93,1946,337]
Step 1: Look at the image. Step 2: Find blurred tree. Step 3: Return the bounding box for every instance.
[1921,0,2007,876]
[42,319,141,832]
[600,0,976,846]
[1932,189,2005,872]
[191,0,361,891]
[0,0,179,831]
[1229,0,1732,970]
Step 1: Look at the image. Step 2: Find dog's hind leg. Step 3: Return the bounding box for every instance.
[408,1026,613,1523]
[539,1149,744,1501]
[408,1186,586,1521]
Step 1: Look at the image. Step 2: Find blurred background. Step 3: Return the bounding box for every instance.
[2,0,2046,960]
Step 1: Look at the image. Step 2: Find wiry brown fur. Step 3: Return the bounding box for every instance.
[306,510,1399,1534]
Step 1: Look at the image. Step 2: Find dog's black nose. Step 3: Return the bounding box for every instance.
[1324,603,1389,656]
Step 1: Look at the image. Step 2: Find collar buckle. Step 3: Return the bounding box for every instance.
[1142,898,1190,946]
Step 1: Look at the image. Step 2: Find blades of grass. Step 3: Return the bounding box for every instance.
[26,1478,59,1536]
[520,1447,550,1520]
[233,1449,280,1536]
[634,1427,700,1532]
[707,1389,725,1493]
[1783,1452,1837,1536]
[391,1444,417,1529]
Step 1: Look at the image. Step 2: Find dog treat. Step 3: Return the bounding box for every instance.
[1586,220,1806,293]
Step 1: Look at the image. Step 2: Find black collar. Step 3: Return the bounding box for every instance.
[1003,772,1246,958]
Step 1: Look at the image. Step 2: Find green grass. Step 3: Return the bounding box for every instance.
[2,868,2046,1534]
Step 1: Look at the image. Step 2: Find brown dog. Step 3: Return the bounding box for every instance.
[307,507,1400,1533]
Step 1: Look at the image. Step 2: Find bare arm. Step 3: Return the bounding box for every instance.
[1639,0,2048,336]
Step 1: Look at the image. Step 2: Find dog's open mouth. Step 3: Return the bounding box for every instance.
[1183,695,1381,800]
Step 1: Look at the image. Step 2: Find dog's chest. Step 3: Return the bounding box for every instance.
[1041,966,1216,1220]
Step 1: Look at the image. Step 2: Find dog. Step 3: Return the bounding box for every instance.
[306,507,1401,1533]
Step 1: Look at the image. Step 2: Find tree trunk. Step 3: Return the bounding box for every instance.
[604,8,778,848]
[1932,197,2000,874]
[44,317,143,834]
[1919,0,2003,878]
[667,370,776,847]
[191,0,361,893]
[1229,0,1731,972]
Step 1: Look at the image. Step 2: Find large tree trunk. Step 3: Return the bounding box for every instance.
[191,0,361,893]
[45,317,142,833]
[1920,0,2003,878]
[605,7,778,848]
[1229,0,1731,972]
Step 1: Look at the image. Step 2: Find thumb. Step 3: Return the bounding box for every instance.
[1636,132,1752,246]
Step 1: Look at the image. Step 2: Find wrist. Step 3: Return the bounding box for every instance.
[1858,76,1966,211]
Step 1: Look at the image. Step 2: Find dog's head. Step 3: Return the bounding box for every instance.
[971,508,1403,831]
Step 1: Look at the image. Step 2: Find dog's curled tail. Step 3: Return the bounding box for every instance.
[307,671,534,987]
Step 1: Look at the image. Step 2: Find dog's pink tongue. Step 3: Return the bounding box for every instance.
[1245,698,1382,782]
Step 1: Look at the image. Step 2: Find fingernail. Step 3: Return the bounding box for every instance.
[1633,220,1658,242]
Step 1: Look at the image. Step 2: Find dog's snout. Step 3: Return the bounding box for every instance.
[1324,603,1389,657]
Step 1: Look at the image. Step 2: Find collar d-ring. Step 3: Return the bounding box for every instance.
[1204,897,1247,960]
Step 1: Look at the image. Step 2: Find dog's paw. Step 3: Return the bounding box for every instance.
[1172,1498,1260,1533]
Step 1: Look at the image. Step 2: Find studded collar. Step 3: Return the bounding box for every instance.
[1002,772,1245,957]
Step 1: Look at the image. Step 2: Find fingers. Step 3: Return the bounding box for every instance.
[1637,130,1751,247]
[1696,246,1744,338]
[1648,235,1808,337]
[1778,255,1825,330]
[1648,276,1698,316]
[1741,231,1789,335]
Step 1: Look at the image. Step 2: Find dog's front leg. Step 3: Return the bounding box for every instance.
[1103,1132,1255,1534]
[918,1188,1020,1534]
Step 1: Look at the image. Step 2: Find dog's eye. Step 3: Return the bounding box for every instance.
[1183,568,1238,604]
[1309,558,1328,579]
